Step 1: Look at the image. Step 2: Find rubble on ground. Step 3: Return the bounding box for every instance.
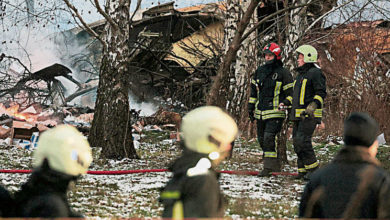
[0,102,184,148]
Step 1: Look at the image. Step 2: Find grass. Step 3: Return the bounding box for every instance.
[376,145,390,170]
[3,133,390,218]
[228,196,299,218]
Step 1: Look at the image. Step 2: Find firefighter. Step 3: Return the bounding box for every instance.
[279,44,326,179]
[248,42,293,177]
[0,185,14,217]
[13,125,93,217]
[160,106,238,218]
[299,112,390,218]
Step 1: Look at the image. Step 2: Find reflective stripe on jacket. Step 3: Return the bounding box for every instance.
[160,150,225,218]
[290,63,326,121]
[248,60,293,120]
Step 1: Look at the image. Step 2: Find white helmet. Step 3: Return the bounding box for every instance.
[33,125,93,176]
[180,106,238,154]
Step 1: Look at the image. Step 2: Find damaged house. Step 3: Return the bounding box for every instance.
[2,1,389,112]
[0,0,341,109]
[0,2,225,110]
[68,2,225,108]
[0,2,226,145]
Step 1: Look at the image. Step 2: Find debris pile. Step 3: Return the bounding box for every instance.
[134,107,182,141]
[0,102,184,148]
[0,103,93,148]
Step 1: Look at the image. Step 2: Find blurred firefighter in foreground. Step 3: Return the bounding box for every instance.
[248,42,293,177]
[160,106,238,218]
[0,184,14,217]
[299,112,390,218]
[279,45,326,179]
[12,125,93,217]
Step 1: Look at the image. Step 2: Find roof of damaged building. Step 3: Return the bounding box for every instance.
[313,19,390,79]
[326,19,390,54]
[176,2,225,13]
[164,22,223,73]
[70,1,223,36]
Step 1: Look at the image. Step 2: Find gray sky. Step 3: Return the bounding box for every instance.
[324,0,390,27]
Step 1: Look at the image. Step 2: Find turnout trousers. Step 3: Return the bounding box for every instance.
[292,118,319,175]
[257,118,283,171]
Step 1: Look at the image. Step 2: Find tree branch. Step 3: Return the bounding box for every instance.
[303,0,356,35]
[62,0,107,51]
[207,0,261,106]
[130,0,142,22]
[3,54,32,74]
[93,0,119,31]
[241,1,314,44]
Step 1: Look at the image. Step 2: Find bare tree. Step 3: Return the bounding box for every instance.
[316,18,390,140]
[224,0,258,135]
[62,0,143,159]
[206,0,340,162]
[0,0,97,107]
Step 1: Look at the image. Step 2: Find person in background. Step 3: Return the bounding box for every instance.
[279,44,326,179]
[248,42,293,177]
[299,112,390,218]
[13,125,93,217]
[160,106,238,218]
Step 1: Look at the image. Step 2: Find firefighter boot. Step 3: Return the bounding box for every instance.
[258,168,273,177]
[258,158,280,177]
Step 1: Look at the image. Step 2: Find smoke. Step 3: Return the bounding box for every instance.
[128,95,159,116]
[0,0,201,112]
[0,7,92,100]
[4,27,86,94]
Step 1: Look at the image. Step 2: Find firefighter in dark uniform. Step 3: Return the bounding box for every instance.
[12,125,93,217]
[160,106,238,218]
[0,185,14,217]
[248,42,293,177]
[280,44,326,179]
[299,112,390,218]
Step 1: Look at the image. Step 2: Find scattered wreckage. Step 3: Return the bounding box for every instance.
[0,102,182,149]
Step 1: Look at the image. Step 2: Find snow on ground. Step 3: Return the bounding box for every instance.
[0,130,344,218]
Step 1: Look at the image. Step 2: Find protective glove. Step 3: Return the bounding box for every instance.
[248,103,255,122]
[305,102,317,118]
[278,103,289,111]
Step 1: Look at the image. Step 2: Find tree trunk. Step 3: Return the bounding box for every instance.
[277,119,289,163]
[225,0,258,135]
[277,0,310,163]
[207,0,261,108]
[89,0,138,159]
[283,0,309,73]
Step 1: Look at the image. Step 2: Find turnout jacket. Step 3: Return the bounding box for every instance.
[160,149,225,218]
[248,60,293,120]
[0,185,14,217]
[299,146,390,218]
[285,63,326,121]
[12,161,83,218]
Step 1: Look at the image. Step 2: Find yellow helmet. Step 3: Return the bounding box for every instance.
[33,125,93,176]
[180,106,238,154]
[295,45,318,63]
